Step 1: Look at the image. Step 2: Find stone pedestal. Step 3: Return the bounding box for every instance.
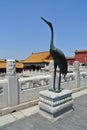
[39,89,73,121]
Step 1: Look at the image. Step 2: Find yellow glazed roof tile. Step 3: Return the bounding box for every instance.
[23,51,51,63]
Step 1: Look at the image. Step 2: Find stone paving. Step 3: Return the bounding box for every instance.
[0,89,87,130]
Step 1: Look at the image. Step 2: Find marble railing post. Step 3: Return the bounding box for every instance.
[6,59,19,107]
[73,61,80,88]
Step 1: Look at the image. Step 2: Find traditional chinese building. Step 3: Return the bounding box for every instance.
[23,50,87,70]
[75,50,87,65]
[23,51,52,70]
[67,50,87,65]
[0,49,87,73]
[0,60,6,73]
[16,62,24,72]
[66,56,75,65]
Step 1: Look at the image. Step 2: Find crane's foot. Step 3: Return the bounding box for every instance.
[49,88,62,93]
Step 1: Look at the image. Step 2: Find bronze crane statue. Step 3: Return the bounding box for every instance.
[41,17,67,92]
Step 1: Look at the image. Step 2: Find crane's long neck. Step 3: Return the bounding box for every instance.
[50,24,55,50]
[41,17,55,50]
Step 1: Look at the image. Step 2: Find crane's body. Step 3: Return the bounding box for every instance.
[41,17,67,92]
[50,47,67,74]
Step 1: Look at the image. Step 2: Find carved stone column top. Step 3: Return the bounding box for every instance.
[6,59,16,76]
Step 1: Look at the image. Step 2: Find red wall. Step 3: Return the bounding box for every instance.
[75,52,87,64]
[67,59,75,65]
[67,51,87,65]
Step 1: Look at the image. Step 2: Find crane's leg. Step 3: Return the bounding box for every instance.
[53,63,57,91]
[58,71,61,92]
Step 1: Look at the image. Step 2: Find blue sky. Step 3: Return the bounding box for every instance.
[0,0,87,60]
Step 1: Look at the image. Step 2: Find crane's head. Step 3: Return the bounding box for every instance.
[41,17,52,28]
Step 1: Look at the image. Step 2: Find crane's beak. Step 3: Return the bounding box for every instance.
[41,17,49,25]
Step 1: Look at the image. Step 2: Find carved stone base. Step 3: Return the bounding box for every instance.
[39,89,73,121]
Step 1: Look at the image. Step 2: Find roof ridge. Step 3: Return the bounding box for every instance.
[22,51,50,61]
[32,51,49,54]
[75,50,87,52]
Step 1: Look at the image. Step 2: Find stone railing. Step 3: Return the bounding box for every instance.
[22,69,49,77]
[22,65,87,77]
[0,79,8,109]
[68,65,87,72]
[19,75,50,90]
[19,71,87,90]
[0,60,87,112]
